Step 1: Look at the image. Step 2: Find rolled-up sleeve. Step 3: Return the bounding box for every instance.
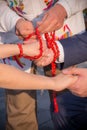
[0,0,21,32]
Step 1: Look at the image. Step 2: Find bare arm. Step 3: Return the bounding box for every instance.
[0,41,40,58]
[0,63,77,90]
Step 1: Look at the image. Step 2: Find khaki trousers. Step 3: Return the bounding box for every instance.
[6,90,38,130]
[5,63,38,130]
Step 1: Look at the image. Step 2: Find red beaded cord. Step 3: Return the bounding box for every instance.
[45,32,60,112]
[23,28,43,60]
[23,28,60,113]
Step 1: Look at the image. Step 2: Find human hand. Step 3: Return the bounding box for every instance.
[37,4,67,33]
[52,72,78,91]
[23,39,40,57]
[16,18,34,39]
[34,48,54,66]
[23,39,47,58]
[23,39,55,66]
[62,67,87,97]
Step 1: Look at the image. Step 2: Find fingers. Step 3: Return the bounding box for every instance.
[16,29,35,39]
[34,49,54,66]
[16,19,35,39]
[37,4,66,33]
[65,74,78,87]
[62,67,80,75]
[54,73,78,91]
[37,10,59,33]
[34,53,53,66]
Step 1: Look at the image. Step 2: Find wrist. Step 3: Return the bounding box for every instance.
[17,43,23,57]
[55,3,67,18]
[56,0,71,17]
[49,77,55,90]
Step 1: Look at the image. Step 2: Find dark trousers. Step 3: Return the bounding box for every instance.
[44,64,87,130]
[50,90,87,130]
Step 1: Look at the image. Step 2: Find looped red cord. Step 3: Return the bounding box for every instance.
[24,28,60,113]
[23,28,43,60]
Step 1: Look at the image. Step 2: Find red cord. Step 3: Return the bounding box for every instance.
[23,28,43,60]
[24,29,60,112]
[17,43,23,57]
[45,32,60,112]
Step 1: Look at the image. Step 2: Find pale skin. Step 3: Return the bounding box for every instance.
[0,41,40,59]
[6,3,77,92]
[15,3,67,66]
[0,40,78,91]
[37,4,67,33]
[0,63,78,90]
[24,38,54,66]
[33,40,54,66]
[15,4,67,39]
[15,18,34,39]
[62,67,87,97]
[0,39,53,66]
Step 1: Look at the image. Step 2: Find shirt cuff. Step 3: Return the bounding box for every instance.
[55,41,64,63]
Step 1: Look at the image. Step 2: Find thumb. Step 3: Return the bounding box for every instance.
[62,67,81,75]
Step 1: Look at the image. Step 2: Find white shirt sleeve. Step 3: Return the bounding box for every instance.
[0,0,21,32]
[55,40,64,63]
[56,0,87,17]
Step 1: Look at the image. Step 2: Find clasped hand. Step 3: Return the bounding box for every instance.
[23,39,54,66]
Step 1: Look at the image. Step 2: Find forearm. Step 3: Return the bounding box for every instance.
[0,41,41,59]
[0,0,21,32]
[0,44,19,58]
[57,0,87,17]
[0,63,53,90]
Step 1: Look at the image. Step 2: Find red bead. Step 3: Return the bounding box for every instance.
[45,31,60,113]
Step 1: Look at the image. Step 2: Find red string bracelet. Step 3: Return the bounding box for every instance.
[17,43,23,57]
[23,28,43,60]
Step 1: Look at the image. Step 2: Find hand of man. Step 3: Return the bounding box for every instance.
[37,4,67,33]
[23,39,53,62]
[62,67,87,97]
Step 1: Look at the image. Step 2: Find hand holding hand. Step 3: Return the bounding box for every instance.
[23,39,57,66]
[62,67,87,97]
[34,48,54,66]
[52,72,78,91]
